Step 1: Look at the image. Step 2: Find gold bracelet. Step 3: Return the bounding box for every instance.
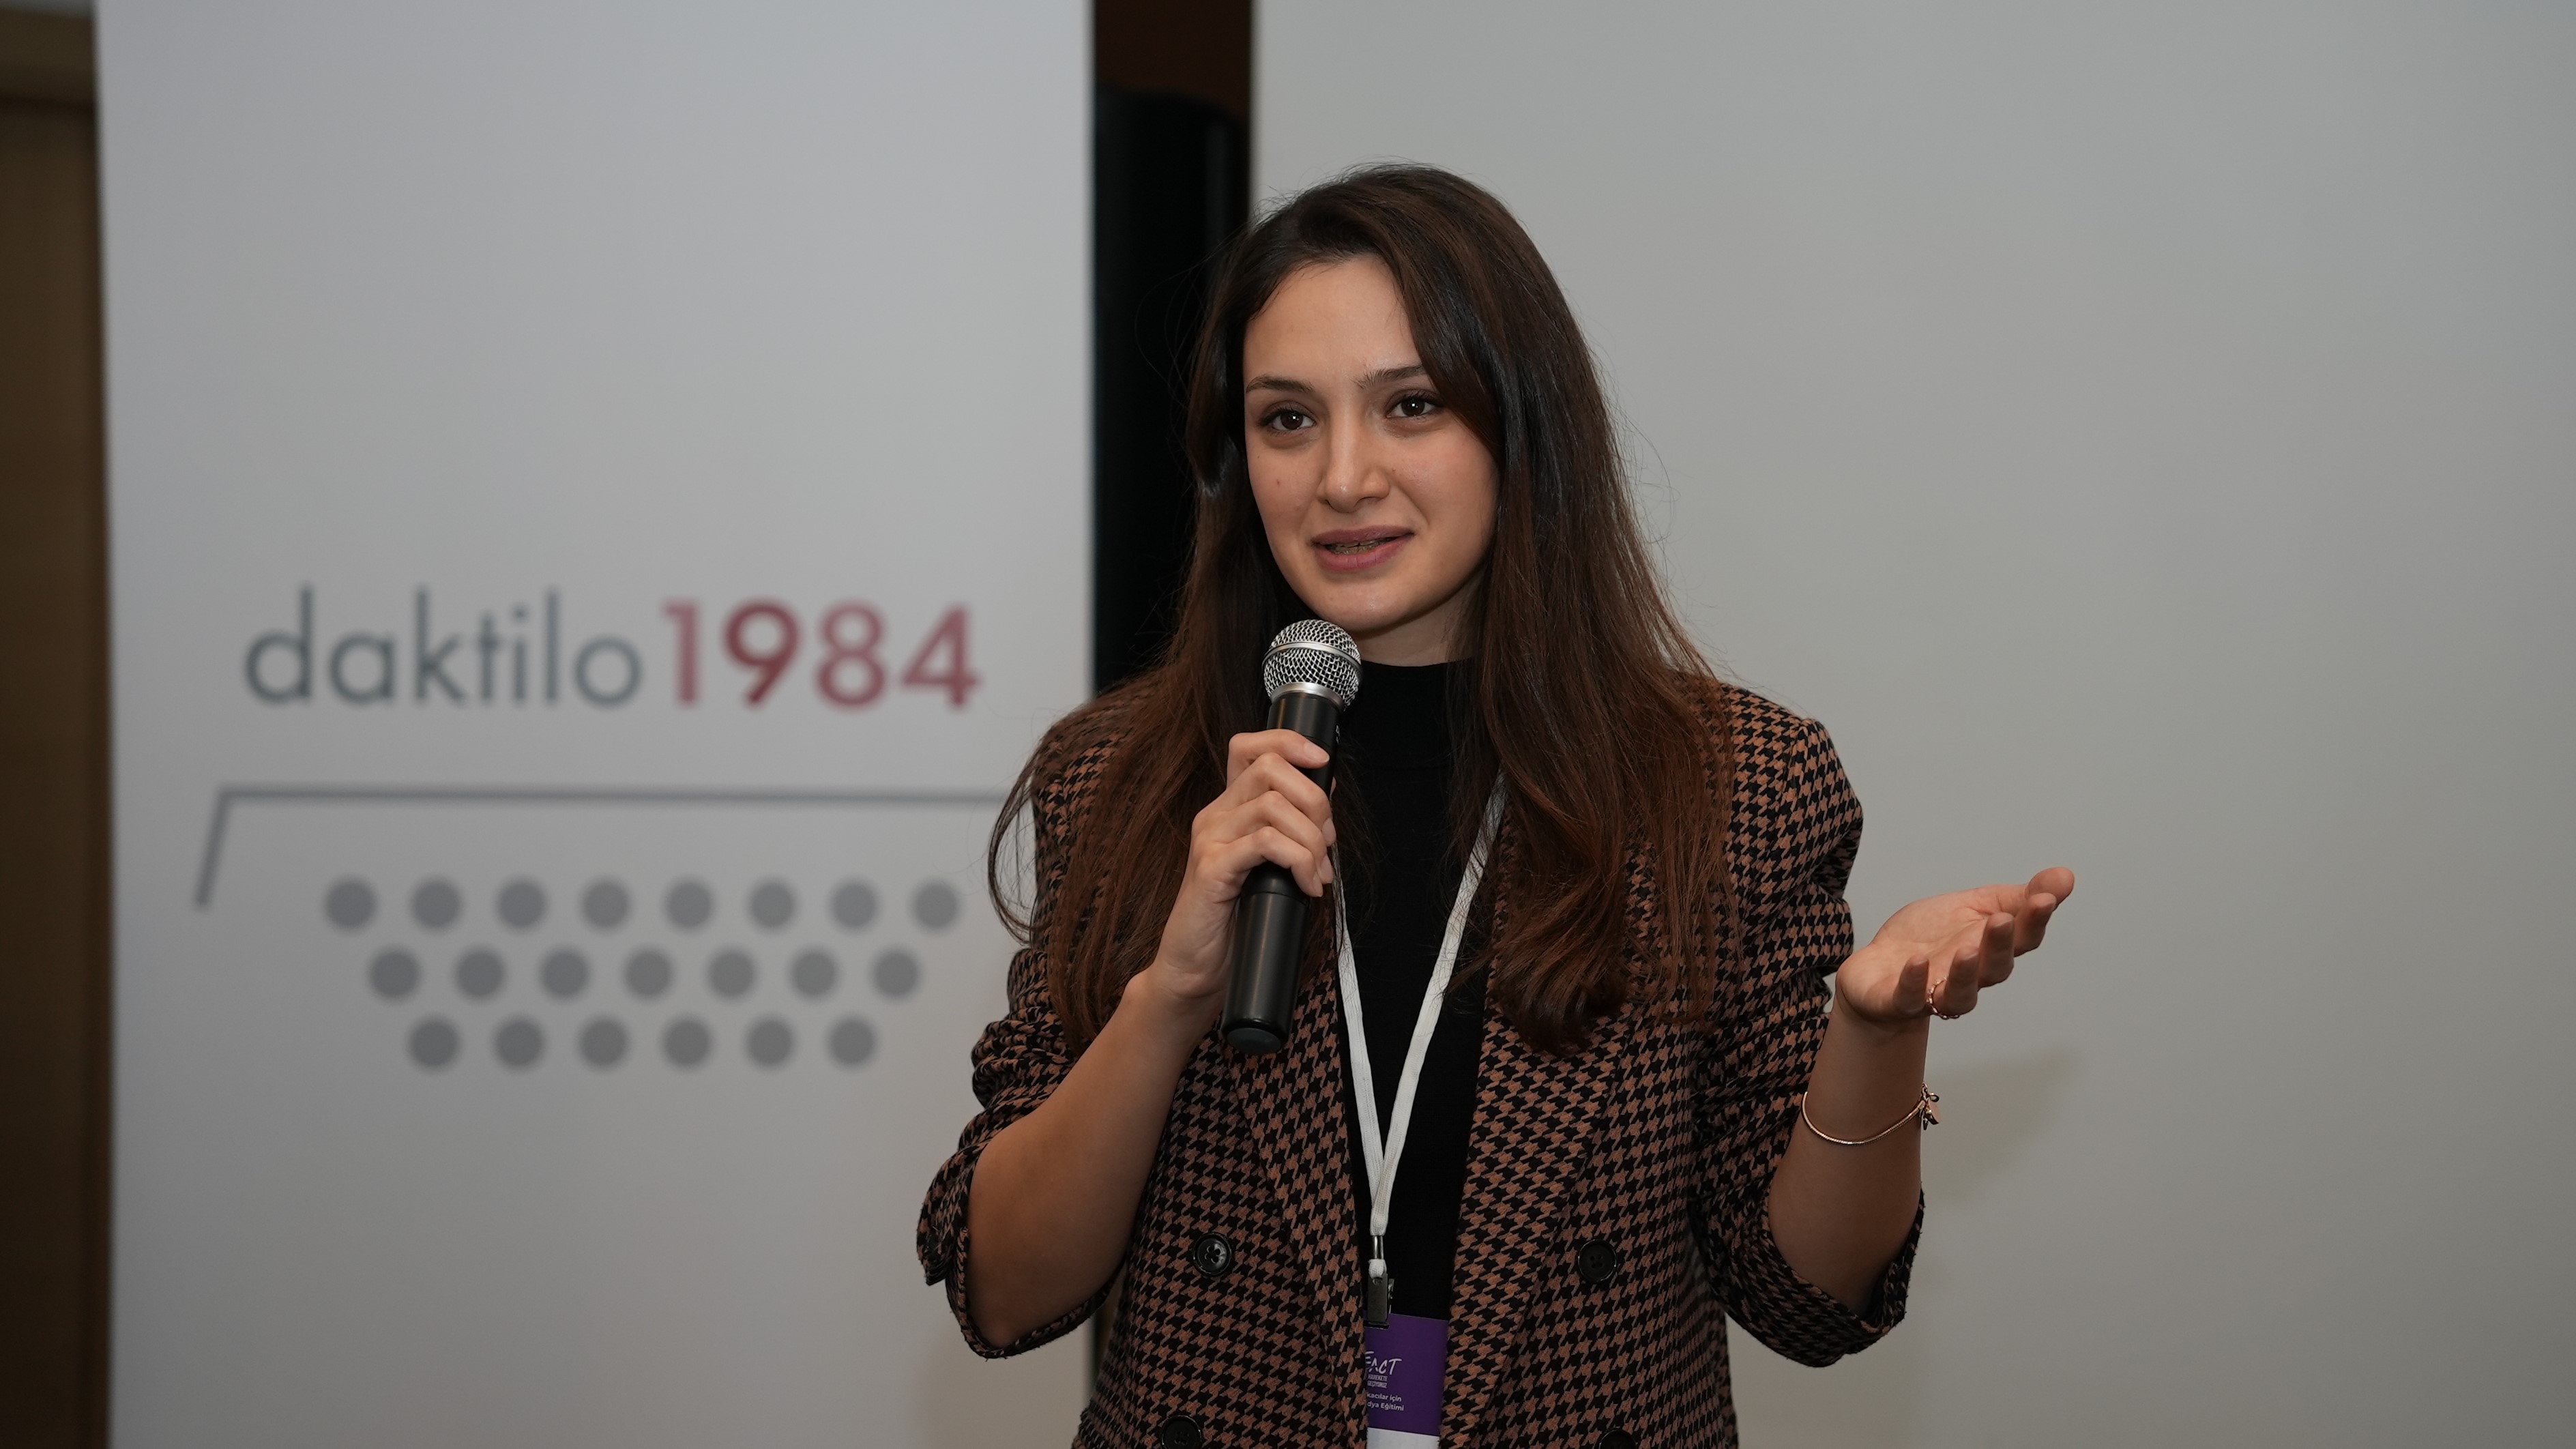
[1798,1086,1940,1147]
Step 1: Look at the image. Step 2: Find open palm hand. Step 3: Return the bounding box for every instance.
[1836,867,2075,1027]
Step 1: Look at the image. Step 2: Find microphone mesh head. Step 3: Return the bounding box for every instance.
[1262,619,1362,708]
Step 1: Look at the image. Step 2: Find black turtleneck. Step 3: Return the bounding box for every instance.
[1333,660,1484,1322]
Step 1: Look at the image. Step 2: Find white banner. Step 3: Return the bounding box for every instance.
[102,3,1089,1444]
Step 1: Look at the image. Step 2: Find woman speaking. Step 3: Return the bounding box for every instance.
[920,165,2073,1449]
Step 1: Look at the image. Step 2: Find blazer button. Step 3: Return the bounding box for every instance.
[1157,1412,1204,1449]
[1575,1237,1622,1285]
[1596,1431,1637,1449]
[1188,1233,1235,1279]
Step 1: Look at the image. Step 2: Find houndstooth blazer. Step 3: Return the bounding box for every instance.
[918,685,1918,1449]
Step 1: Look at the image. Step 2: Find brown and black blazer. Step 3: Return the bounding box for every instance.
[919,686,1918,1448]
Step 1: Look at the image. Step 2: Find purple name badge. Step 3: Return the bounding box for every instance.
[1363,1312,1448,1447]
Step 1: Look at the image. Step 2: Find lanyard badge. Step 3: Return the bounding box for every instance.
[1336,783,1504,1328]
[1337,784,1500,1448]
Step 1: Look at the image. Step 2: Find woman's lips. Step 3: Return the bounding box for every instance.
[1311,530,1411,572]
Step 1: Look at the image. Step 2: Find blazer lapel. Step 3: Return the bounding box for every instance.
[1234,961,1368,1439]
[1439,829,1642,1449]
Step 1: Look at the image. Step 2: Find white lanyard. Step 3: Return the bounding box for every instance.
[1337,782,1504,1319]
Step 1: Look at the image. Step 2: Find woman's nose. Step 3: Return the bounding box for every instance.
[1317,426,1391,510]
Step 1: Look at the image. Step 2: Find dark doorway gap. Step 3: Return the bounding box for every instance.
[1092,0,1251,694]
[0,10,110,1449]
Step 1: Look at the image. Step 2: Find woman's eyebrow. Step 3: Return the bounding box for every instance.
[1244,362,1426,394]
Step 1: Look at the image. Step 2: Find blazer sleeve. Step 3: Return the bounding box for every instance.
[915,731,1116,1358]
[1693,709,1922,1366]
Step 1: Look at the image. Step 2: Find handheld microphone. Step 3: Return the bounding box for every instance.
[1221,620,1362,1055]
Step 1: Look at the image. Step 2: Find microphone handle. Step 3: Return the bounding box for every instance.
[1221,688,1339,1054]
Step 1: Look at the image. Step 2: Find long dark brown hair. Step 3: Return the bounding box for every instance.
[993,164,1736,1055]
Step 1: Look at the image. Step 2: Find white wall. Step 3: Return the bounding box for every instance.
[1263,5,2575,1444]
[100,3,1089,1445]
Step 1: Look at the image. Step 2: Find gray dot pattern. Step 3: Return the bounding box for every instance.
[495,1018,543,1068]
[749,880,795,930]
[582,879,630,929]
[540,948,589,999]
[625,948,673,999]
[791,949,838,998]
[830,1016,877,1067]
[497,879,546,930]
[666,879,713,929]
[360,875,937,1072]
[370,948,420,1000]
[709,950,755,999]
[579,1018,628,1068]
[912,880,960,931]
[664,1017,712,1067]
[410,1018,460,1069]
[411,878,461,930]
[831,879,879,930]
[456,949,504,999]
[326,879,376,930]
[746,1017,793,1067]
[872,948,920,999]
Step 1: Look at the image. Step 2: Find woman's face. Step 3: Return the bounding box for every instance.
[1242,257,1498,665]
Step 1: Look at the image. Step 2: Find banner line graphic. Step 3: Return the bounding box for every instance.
[194,785,1010,908]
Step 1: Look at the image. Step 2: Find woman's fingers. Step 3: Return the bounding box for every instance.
[2014,867,2075,953]
[1199,768,1333,856]
[1226,729,1331,788]
[1195,822,1327,898]
[1927,913,2009,1016]
[1886,955,1933,1021]
[1219,742,1335,838]
[1210,824,1330,897]
[1928,926,1977,1018]
[1976,910,2016,987]
[1199,791,1333,895]
[2015,894,2057,954]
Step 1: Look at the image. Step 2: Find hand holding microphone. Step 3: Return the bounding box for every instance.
[1145,621,1361,1054]
[1221,622,1362,1053]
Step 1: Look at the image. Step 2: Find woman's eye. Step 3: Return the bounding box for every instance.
[1390,392,1442,420]
[1260,406,1314,433]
